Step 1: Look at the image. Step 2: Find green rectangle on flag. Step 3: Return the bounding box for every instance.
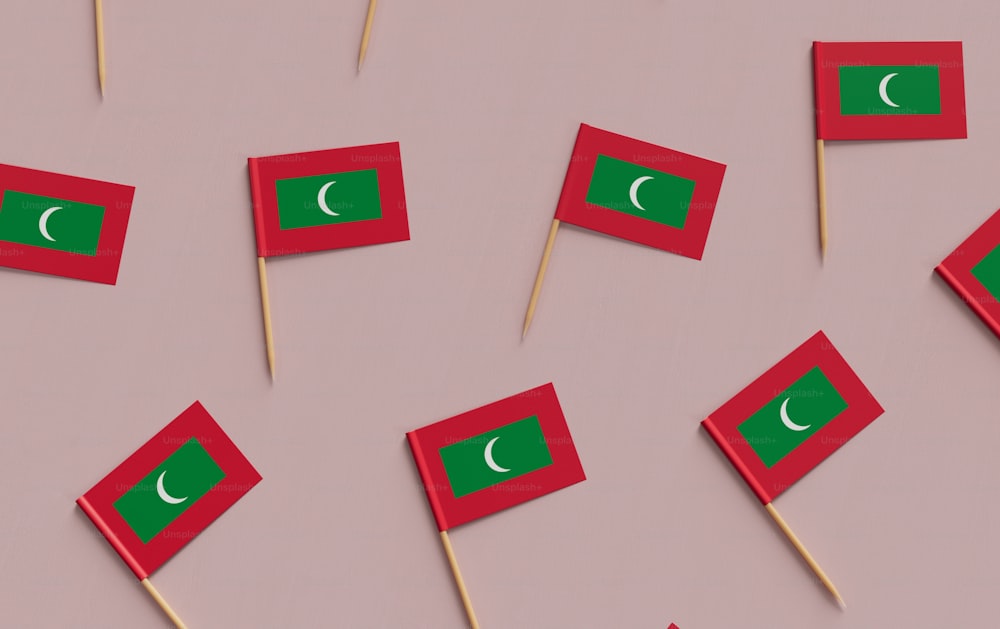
[971,244,1000,302]
[585,154,695,229]
[113,438,226,543]
[839,65,941,115]
[275,169,382,230]
[0,190,105,255]
[737,367,848,468]
[439,416,553,498]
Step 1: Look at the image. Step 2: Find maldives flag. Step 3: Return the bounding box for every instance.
[0,163,133,284]
[554,124,726,260]
[936,208,1000,340]
[813,41,966,140]
[248,143,408,257]
[701,331,883,504]
[407,383,586,531]
[77,401,261,580]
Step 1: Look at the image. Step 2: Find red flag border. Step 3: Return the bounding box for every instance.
[936,207,1000,340]
[407,383,586,531]
[77,401,262,579]
[813,41,967,141]
[702,331,884,504]
[0,163,133,285]
[249,142,408,258]
[553,123,726,260]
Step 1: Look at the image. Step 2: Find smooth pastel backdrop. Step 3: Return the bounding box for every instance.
[1,1,998,627]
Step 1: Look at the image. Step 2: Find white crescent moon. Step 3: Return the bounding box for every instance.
[156,470,189,505]
[628,176,654,211]
[38,206,61,242]
[483,437,511,473]
[878,73,900,108]
[779,398,811,432]
[317,181,339,216]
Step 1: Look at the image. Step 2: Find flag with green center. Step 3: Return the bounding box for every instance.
[0,163,133,284]
[702,331,883,505]
[553,123,726,259]
[407,382,585,531]
[813,41,966,140]
[936,207,1000,341]
[77,401,261,580]
[249,142,408,257]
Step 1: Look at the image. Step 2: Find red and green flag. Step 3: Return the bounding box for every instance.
[701,331,883,504]
[248,142,408,257]
[77,401,262,580]
[0,163,133,284]
[407,383,586,531]
[936,207,1000,340]
[554,124,726,260]
[813,41,966,140]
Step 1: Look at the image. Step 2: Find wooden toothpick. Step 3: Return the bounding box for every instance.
[140,578,188,628]
[95,0,106,97]
[522,218,561,339]
[440,530,480,628]
[257,256,276,381]
[816,139,828,259]
[357,0,378,72]
[764,502,845,608]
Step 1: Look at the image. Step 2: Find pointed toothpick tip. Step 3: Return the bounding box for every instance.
[836,596,846,610]
[357,0,376,75]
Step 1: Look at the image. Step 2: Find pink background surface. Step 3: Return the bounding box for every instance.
[1,1,998,627]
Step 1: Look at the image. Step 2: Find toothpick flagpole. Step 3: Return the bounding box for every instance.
[816,139,828,258]
[357,0,378,72]
[439,531,480,628]
[95,0,106,97]
[257,256,276,381]
[522,218,561,338]
[140,578,188,628]
[764,502,845,608]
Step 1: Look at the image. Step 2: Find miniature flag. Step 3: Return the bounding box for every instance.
[407,383,586,530]
[936,208,1000,340]
[813,41,966,140]
[77,402,261,580]
[554,124,726,260]
[701,331,883,504]
[0,163,133,284]
[248,142,408,257]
